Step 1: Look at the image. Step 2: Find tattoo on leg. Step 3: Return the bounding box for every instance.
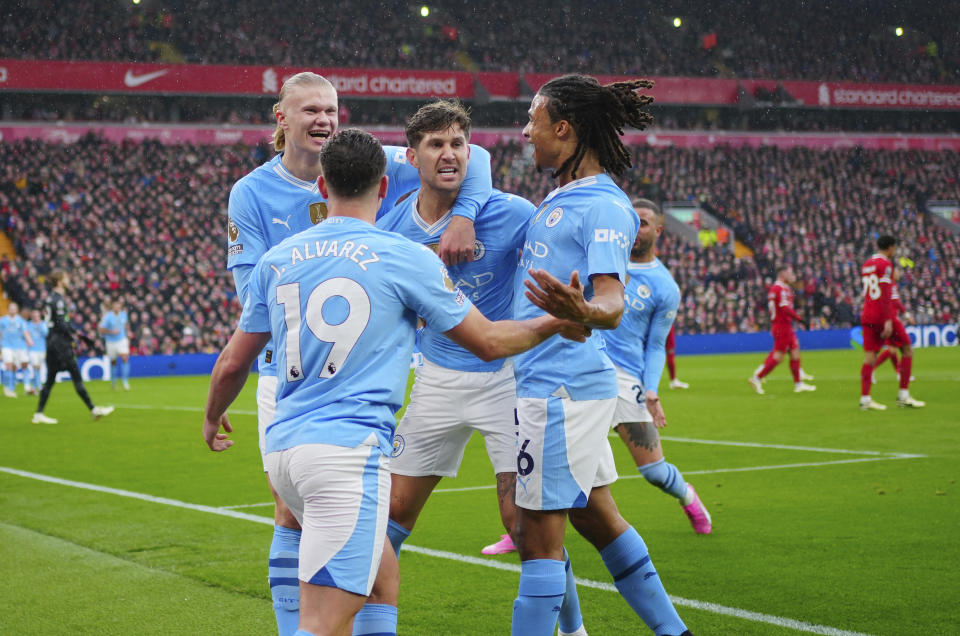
[621,421,660,453]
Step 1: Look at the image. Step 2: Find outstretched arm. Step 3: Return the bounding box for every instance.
[203,327,270,451]
[444,305,588,362]
[524,271,625,329]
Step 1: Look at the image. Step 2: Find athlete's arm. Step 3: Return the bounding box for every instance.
[523,270,625,329]
[444,305,587,362]
[642,298,677,428]
[203,326,271,452]
[436,144,492,266]
[232,264,254,305]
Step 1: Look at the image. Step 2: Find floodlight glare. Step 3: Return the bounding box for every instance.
[420,6,430,17]
[895,26,903,37]
[673,17,682,28]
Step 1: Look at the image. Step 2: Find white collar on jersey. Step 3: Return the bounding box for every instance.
[273,156,320,193]
[629,259,660,270]
[542,174,601,204]
[411,193,452,235]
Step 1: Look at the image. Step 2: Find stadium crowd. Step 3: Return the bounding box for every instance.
[1,0,955,84]
[1,135,957,354]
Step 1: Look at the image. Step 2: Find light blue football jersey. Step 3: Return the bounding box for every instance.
[376,189,534,372]
[227,145,491,376]
[0,315,28,349]
[27,321,48,353]
[513,174,639,400]
[239,216,473,456]
[603,258,680,395]
[98,311,128,343]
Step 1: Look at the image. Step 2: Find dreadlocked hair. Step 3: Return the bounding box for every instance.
[539,74,654,179]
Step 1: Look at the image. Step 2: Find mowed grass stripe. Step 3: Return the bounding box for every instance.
[1,465,875,636]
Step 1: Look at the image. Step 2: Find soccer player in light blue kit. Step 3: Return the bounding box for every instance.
[513,75,691,636]
[226,72,494,636]
[1,302,33,397]
[204,129,586,636]
[604,199,711,535]
[374,100,588,635]
[26,308,48,395]
[99,298,131,391]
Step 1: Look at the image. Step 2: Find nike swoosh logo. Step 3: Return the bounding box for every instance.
[123,69,169,87]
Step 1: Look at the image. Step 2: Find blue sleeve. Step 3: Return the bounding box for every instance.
[237,261,272,334]
[642,286,680,395]
[98,314,108,329]
[232,264,254,306]
[228,179,270,270]
[392,243,472,332]
[584,199,637,283]
[449,144,492,222]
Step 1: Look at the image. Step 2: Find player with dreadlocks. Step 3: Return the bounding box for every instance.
[511,75,691,635]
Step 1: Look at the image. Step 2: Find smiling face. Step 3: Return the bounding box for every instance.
[276,83,338,156]
[409,124,470,195]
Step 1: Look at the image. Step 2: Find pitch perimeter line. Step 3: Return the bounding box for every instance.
[1,465,873,636]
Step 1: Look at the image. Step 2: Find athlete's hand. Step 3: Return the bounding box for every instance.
[645,391,667,428]
[203,413,234,452]
[556,319,591,343]
[524,269,589,323]
[437,215,475,266]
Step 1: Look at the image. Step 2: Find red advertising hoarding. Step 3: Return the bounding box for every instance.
[0,60,474,99]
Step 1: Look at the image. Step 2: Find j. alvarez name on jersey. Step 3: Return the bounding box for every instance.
[269,239,381,278]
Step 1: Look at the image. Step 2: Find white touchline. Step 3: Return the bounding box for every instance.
[120,404,258,416]
[1,465,875,636]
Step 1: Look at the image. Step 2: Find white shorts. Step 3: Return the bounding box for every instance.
[264,439,390,596]
[1,347,28,366]
[29,351,45,368]
[613,365,653,427]
[257,374,278,470]
[391,358,516,477]
[106,338,130,360]
[515,395,618,511]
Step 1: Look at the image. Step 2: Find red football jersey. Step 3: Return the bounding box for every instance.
[768,280,801,326]
[860,254,894,323]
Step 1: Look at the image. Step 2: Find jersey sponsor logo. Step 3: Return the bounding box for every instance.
[594,228,631,248]
[228,244,243,257]
[123,68,169,87]
[228,217,239,242]
[636,284,652,299]
[272,214,292,231]
[309,202,328,225]
[392,433,406,457]
[522,240,549,259]
[545,207,563,227]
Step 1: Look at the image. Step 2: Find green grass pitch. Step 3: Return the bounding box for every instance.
[1,348,957,634]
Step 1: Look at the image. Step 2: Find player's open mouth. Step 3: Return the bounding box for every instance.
[309,131,330,139]
[438,167,457,175]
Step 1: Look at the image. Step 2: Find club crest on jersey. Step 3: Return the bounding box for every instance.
[473,240,485,260]
[227,217,239,242]
[637,284,652,299]
[392,433,405,457]
[545,207,563,227]
[309,202,328,225]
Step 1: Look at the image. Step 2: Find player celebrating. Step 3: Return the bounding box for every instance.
[32,271,113,424]
[99,298,131,391]
[203,128,586,636]
[1,302,32,397]
[512,75,690,636]
[859,236,924,410]
[748,265,816,394]
[603,199,711,535]
[665,325,688,389]
[374,99,588,635]
[226,72,494,636]
[26,308,48,395]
